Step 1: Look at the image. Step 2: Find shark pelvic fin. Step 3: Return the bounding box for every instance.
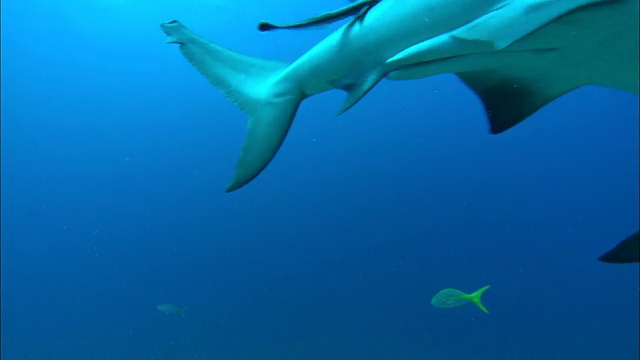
[332,69,384,115]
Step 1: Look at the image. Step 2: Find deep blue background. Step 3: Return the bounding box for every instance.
[2,1,638,359]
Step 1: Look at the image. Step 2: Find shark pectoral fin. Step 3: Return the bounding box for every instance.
[332,70,384,115]
[453,0,608,50]
[389,37,589,134]
[598,232,640,264]
[457,64,580,134]
[161,20,303,191]
[258,0,381,32]
[389,51,580,134]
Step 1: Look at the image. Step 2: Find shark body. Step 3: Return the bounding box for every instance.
[161,0,638,192]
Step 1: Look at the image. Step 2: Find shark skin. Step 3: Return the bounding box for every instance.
[161,0,638,192]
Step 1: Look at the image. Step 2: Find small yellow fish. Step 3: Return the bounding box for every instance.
[431,285,491,313]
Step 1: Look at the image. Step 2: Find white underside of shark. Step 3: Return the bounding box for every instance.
[161,0,638,192]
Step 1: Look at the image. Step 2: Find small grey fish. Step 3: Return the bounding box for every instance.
[157,304,188,317]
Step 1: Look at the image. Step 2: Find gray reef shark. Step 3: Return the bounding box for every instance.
[162,0,638,192]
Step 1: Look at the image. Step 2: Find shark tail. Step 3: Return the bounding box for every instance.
[161,20,304,192]
[179,307,188,317]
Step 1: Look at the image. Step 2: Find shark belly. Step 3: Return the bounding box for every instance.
[276,0,504,109]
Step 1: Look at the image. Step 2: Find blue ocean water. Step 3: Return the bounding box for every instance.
[1,0,638,359]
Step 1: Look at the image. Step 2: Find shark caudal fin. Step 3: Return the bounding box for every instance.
[161,20,303,192]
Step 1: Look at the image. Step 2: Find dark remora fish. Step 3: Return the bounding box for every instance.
[258,0,382,32]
